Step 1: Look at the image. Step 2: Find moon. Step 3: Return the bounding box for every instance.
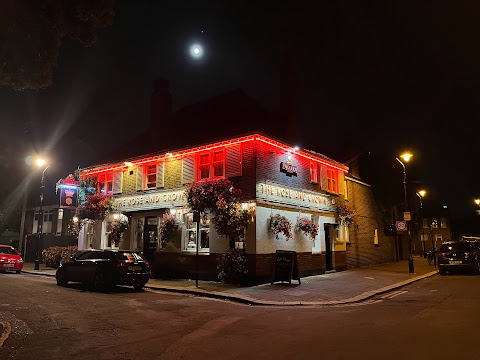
[189,44,204,59]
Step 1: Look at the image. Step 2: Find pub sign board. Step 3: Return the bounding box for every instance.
[280,161,298,177]
[59,186,78,208]
[272,250,301,285]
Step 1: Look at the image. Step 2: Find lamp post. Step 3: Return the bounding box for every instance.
[396,152,413,273]
[35,158,49,270]
[416,190,426,257]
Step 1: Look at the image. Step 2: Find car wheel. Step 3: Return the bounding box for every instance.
[56,269,68,286]
[133,283,145,291]
[439,268,446,275]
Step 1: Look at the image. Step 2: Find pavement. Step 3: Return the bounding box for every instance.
[21,256,438,306]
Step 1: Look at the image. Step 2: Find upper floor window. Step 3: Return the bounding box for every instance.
[440,218,447,228]
[146,164,157,188]
[310,163,318,183]
[327,169,337,193]
[98,173,113,194]
[197,150,224,180]
[431,219,438,228]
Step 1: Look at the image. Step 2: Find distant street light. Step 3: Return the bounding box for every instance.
[396,152,414,273]
[416,190,427,257]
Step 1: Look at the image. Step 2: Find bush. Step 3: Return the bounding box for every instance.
[42,246,79,268]
[217,249,248,284]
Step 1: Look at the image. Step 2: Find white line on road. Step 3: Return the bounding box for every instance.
[0,321,12,347]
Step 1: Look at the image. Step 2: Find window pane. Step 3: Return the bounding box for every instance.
[200,154,209,165]
[200,165,210,179]
[213,163,224,177]
[440,218,447,228]
[213,151,223,162]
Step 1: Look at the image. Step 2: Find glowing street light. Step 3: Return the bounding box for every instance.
[475,199,480,206]
[35,158,46,167]
[418,190,426,198]
[396,151,414,273]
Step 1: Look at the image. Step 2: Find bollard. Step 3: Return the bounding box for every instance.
[408,254,415,273]
[34,259,40,270]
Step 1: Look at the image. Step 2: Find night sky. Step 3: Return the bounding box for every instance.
[1,1,479,219]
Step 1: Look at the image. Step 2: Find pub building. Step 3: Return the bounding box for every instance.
[76,133,361,282]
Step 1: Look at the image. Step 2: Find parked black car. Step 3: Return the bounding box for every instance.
[437,241,480,275]
[55,250,151,291]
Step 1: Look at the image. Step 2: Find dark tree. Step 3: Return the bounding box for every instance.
[0,0,115,90]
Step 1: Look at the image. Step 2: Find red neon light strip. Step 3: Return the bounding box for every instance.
[255,136,348,172]
[80,134,347,177]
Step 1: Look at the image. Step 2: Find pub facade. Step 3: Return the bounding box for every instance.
[77,133,353,282]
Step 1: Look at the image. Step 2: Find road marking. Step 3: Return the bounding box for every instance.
[381,290,408,299]
[0,321,12,347]
[364,277,375,279]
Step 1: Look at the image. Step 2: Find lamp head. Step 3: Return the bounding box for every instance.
[35,158,46,167]
[475,199,480,206]
[418,190,426,198]
[400,152,413,162]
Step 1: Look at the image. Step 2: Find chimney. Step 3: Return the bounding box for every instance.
[150,78,172,130]
[280,49,301,145]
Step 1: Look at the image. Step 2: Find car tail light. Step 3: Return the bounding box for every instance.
[145,260,151,268]
[465,252,474,258]
[437,252,446,258]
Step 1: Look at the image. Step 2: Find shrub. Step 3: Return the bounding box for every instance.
[217,249,248,284]
[42,246,79,268]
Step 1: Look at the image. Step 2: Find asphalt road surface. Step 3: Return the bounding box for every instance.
[1,272,479,360]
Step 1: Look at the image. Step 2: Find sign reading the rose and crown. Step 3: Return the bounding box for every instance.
[113,188,187,212]
[256,181,336,212]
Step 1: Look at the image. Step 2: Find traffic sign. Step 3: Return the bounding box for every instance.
[403,212,411,221]
[396,221,407,232]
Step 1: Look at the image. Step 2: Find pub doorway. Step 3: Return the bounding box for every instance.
[324,224,333,271]
[143,217,159,261]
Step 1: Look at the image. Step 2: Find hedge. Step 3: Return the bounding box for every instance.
[42,246,79,268]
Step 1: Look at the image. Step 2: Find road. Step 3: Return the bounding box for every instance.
[1,272,479,360]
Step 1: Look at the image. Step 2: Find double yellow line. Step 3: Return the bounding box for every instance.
[0,321,12,347]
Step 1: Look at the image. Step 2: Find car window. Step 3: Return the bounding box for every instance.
[0,247,17,255]
[89,252,113,260]
[76,251,94,260]
[116,252,146,262]
[440,243,472,252]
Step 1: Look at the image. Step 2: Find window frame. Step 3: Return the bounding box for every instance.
[327,169,338,193]
[310,163,318,183]
[97,172,113,194]
[196,149,225,180]
[145,163,157,189]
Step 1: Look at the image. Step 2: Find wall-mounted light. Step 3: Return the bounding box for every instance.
[170,208,177,216]
[124,162,134,167]
[73,216,79,223]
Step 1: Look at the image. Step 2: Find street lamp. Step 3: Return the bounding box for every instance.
[416,190,426,257]
[396,152,414,273]
[35,158,49,270]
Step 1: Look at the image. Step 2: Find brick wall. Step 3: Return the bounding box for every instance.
[346,179,396,268]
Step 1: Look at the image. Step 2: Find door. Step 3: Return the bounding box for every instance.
[68,251,93,282]
[143,217,159,261]
[324,224,333,271]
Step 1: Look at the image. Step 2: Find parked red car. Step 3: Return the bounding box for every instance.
[0,245,23,273]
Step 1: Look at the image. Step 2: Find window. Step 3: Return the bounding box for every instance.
[56,209,64,235]
[327,169,337,193]
[146,164,157,188]
[431,219,438,228]
[183,213,210,252]
[440,218,447,228]
[310,163,318,183]
[423,219,429,228]
[197,150,225,180]
[98,173,113,194]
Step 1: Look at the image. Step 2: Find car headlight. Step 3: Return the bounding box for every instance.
[17,258,23,263]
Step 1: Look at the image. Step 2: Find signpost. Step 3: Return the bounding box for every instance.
[271,250,301,284]
[403,212,411,221]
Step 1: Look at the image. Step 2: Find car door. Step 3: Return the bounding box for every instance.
[81,251,112,283]
[67,251,93,282]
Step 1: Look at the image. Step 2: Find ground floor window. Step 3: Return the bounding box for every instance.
[183,212,210,253]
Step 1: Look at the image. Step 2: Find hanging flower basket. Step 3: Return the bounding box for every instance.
[337,204,355,227]
[76,193,114,221]
[295,216,319,240]
[159,213,181,246]
[108,215,129,247]
[269,214,293,240]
